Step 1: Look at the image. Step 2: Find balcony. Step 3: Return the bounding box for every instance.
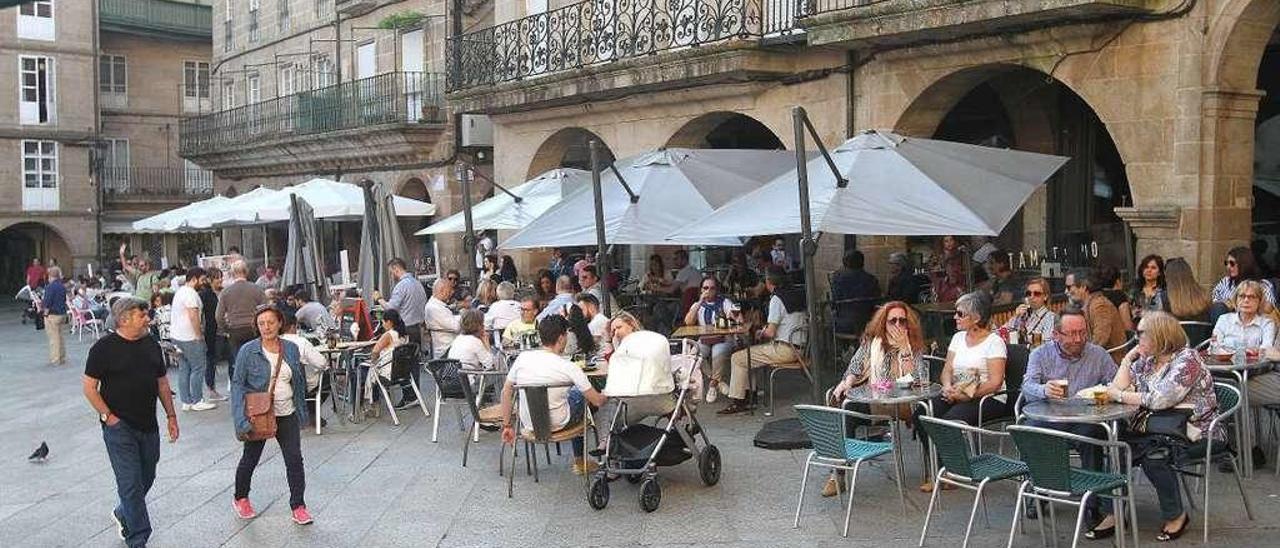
[101,166,214,204]
[99,0,212,40]
[798,0,1155,49]
[180,72,447,179]
[447,0,820,114]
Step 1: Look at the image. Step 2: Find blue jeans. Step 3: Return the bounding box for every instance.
[567,388,585,457]
[102,421,160,548]
[173,339,207,405]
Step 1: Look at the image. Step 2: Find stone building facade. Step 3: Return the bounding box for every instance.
[449,0,1280,289]
[0,0,212,289]
[181,0,495,278]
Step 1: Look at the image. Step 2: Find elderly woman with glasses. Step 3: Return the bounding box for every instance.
[1212,281,1280,467]
[1095,311,1221,542]
[1002,277,1056,345]
[912,291,1008,492]
[230,305,314,525]
[682,275,741,403]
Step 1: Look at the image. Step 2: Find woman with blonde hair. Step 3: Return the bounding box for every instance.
[1162,258,1212,322]
[474,278,498,308]
[1092,311,1220,542]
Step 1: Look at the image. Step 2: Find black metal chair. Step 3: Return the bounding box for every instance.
[366,343,431,426]
[506,382,594,498]
[977,343,1029,452]
[457,369,507,470]
[423,358,471,443]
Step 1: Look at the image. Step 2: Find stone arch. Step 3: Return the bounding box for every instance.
[0,221,76,290]
[396,176,431,202]
[526,127,616,179]
[1207,0,1280,90]
[664,111,786,149]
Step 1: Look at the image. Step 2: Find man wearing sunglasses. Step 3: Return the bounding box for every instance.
[1002,277,1056,344]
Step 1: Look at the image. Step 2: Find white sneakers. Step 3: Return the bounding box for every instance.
[205,389,229,402]
[185,401,217,412]
[705,382,720,403]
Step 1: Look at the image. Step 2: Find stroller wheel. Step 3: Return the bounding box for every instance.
[638,478,661,513]
[587,474,610,510]
[698,444,722,486]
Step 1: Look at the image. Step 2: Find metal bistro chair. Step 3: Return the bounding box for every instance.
[423,358,472,443]
[1005,424,1138,548]
[918,416,1029,548]
[457,369,507,470]
[303,368,334,435]
[1105,335,1138,358]
[366,343,432,426]
[792,405,902,538]
[977,343,1030,453]
[1179,321,1214,351]
[506,382,594,498]
[763,325,815,416]
[1175,382,1254,543]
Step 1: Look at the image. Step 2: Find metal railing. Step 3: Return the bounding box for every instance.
[101,167,214,198]
[801,0,874,15]
[99,0,212,37]
[448,0,789,92]
[179,71,444,156]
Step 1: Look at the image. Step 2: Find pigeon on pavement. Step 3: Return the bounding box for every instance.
[28,441,49,463]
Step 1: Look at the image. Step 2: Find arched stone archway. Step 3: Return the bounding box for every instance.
[1208,0,1280,90]
[665,111,786,149]
[526,127,616,179]
[893,65,1132,267]
[0,221,75,291]
[397,177,431,202]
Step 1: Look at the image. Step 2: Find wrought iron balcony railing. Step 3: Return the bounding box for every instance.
[99,0,213,38]
[179,71,444,156]
[448,0,798,92]
[101,166,214,199]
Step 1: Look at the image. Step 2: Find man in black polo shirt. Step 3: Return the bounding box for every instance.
[82,297,179,548]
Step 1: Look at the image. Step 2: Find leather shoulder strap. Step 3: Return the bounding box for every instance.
[265,344,284,399]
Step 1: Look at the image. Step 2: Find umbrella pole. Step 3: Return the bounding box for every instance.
[459,163,480,286]
[793,107,824,403]
[589,140,611,317]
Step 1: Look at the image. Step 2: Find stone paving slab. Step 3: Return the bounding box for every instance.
[2,302,1280,547]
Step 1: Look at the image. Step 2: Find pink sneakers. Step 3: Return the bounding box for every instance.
[232,498,257,520]
[291,506,314,525]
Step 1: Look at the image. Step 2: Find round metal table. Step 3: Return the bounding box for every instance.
[845,383,943,484]
[1205,357,1275,477]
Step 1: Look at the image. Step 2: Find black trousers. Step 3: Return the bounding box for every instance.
[399,324,423,399]
[912,396,1010,454]
[235,413,305,509]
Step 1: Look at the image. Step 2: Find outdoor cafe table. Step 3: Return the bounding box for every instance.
[1205,356,1274,477]
[844,383,943,483]
[318,340,377,424]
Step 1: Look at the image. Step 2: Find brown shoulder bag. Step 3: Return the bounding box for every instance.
[240,350,284,442]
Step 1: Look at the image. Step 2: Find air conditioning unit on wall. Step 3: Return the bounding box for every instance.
[460,114,493,148]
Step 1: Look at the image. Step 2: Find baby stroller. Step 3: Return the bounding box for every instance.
[16,286,42,326]
[587,340,721,512]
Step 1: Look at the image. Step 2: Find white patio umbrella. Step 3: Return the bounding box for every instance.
[185,187,282,229]
[131,195,230,232]
[414,168,591,235]
[667,129,1070,240]
[194,178,435,227]
[500,148,800,249]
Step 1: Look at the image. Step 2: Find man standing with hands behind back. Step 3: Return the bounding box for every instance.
[83,297,179,548]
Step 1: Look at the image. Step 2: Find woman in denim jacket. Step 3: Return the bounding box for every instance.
[229,305,313,525]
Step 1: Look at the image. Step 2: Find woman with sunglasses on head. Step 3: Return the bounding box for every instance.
[912,291,1008,492]
[683,275,740,403]
[230,305,313,525]
[1131,255,1167,321]
[825,302,928,497]
[1212,247,1276,307]
[1002,277,1056,345]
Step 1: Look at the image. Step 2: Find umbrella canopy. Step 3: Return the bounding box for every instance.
[667,130,1070,240]
[500,149,800,249]
[186,187,282,229]
[414,168,591,235]
[358,181,409,300]
[282,194,330,305]
[131,195,231,232]
[194,178,435,227]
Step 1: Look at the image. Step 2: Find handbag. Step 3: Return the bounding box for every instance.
[1130,407,1192,441]
[239,350,284,442]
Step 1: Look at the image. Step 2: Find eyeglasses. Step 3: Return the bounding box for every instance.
[887,317,908,326]
[1058,329,1088,339]
[1238,293,1261,301]
[520,307,536,312]
[1026,290,1045,297]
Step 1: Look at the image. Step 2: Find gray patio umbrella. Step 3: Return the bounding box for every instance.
[358,179,409,301]
[282,193,330,305]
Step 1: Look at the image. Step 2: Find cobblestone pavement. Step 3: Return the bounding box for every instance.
[1,302,1278,547]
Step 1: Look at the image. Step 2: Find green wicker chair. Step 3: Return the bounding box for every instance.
[917,416,1029,548]
[793,404,902,538]
[1176,382,1254,543]
[1005,424,1137,548]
